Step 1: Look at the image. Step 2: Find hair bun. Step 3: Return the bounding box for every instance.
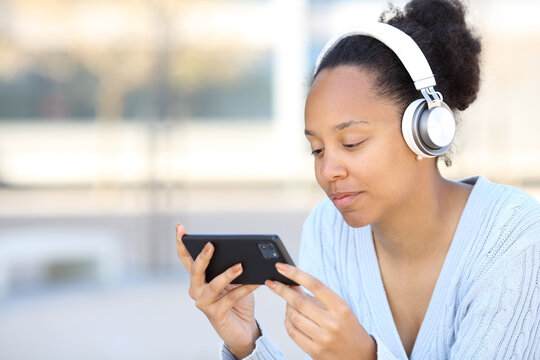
[406,0,466,28]
[381,0,481,111]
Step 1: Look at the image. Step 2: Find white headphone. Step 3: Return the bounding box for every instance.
[314,23,455,159]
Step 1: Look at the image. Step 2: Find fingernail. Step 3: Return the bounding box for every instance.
[266,280,276,290]
[275,262,288,273]
[231,263,242,274]
[204,242,212,254]
[176,224,183,235]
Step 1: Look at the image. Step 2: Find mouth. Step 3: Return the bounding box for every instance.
[329,192,361,209]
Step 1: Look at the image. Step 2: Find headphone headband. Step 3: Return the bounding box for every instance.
[314,23,436,90]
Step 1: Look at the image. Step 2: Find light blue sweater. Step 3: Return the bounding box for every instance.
[221,176,540,359]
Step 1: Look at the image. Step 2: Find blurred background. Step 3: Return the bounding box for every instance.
[0,0,539,359]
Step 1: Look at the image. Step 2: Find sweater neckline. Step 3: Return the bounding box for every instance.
[360,175,488,359]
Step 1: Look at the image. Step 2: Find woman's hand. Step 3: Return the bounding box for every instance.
[176,224,261,359]
[266,263,376,360]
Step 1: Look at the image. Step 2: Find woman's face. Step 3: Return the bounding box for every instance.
[305,65,422,228]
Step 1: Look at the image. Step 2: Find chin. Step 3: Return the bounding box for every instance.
[338,209,372,228]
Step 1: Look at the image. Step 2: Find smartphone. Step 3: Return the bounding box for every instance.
[182,234,297,286]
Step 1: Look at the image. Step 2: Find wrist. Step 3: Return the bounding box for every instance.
[362,335,377,360]
[229,321,262,359]
[229,343,255,360]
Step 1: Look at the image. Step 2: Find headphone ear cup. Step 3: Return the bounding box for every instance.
[402,99,428,158]
[402,99,455,158]
[418,102,455,152]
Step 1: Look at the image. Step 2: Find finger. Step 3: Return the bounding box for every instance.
[215,284,261,313]
[190,241,214,288]
[224,284,242,291]
[284,307,318,354]
[198,263,244,306]
[265,280,328,326]
[176,224,194,271]
[286,304,325,343]
[275,263,347,311]
[291,286,324,307]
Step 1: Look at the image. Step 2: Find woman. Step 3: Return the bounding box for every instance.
[176,0,540,359]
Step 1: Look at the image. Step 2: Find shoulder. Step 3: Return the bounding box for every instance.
[460,176,540,284]
[473,176,540,249]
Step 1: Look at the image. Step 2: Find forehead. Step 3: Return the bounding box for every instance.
[308,65,379,104]
[305,65,398,132]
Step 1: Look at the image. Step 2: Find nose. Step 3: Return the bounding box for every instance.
[318,151,347,182]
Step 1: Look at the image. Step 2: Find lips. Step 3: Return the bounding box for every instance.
[328,191,361,208]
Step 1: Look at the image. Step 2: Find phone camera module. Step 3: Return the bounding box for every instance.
[258,243,279,260]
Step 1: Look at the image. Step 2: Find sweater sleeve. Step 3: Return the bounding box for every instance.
[448,243,540,359]
[369,335,401,360]
[219,320,287,360]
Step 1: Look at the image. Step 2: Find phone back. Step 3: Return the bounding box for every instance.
[182,234,297,285]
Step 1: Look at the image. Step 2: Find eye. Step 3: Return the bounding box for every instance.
[310,149,323,156]
[343,141,364,149]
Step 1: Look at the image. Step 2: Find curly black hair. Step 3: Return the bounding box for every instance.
[313,0,482,166]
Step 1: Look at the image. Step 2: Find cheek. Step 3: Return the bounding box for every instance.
[372,133,420,200]
[376,125,414,168]
[352,137,399,178]
[356,129,416,196]
[313,161,322,185]
[313,160,331,193]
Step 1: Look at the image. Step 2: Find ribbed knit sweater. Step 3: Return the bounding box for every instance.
[221,176,540,359]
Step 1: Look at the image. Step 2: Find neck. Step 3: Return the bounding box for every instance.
[371,170,471,266]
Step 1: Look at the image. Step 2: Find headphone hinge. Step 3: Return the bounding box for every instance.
[421,87,443,109]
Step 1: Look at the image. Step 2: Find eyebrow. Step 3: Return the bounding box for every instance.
[304,120,369,137]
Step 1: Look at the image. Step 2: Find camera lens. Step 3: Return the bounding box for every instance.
[258,243,279,260]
